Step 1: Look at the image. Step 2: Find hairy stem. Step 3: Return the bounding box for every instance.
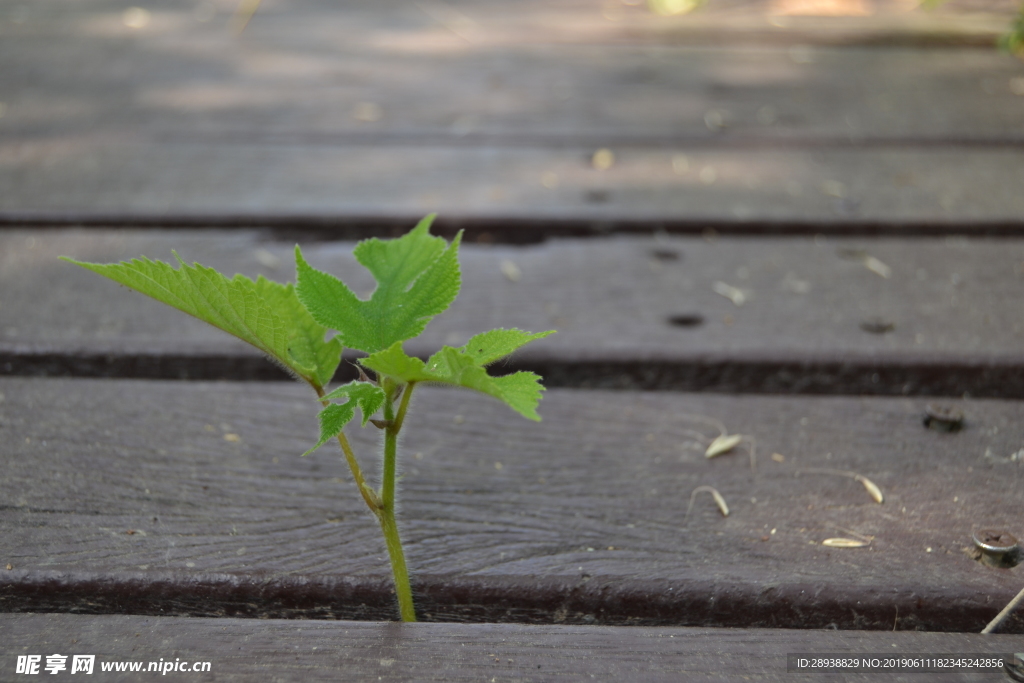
[315,387,379,512]
[393,381,416,434]
[380,384,416,621]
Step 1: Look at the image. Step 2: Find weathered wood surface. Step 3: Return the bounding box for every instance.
[2,1,1023,226]
[4,0,1018,50]
[1,615,1021,683]
[2,378,1021,630]
[5,230,1024,396]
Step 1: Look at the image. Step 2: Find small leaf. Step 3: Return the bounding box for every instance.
[361,336,551,421]
[304,402,356,456]
[295,215,463,354]
[61,254,340,392]
[321,381,387,427]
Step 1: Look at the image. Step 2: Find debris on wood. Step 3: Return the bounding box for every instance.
[686,485,730,519]
[705,434,742,457]
[981,583,1024,634]
[857,475,885,504]
[712,281,747,306]
[796,467,884,504]
[837,247,892,278]
[591,148,615,170]
[822,538,870,548]
[500,259,522,282]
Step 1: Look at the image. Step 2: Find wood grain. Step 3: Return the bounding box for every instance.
[5,230,1024,396]
[1,378,1021,630]
[1,614,1021,682]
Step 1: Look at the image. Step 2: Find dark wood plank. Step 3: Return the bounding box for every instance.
[1,614,1021,682]
[2,378,1022,630]
[2,1,1023,225]
[5,229,1024,396]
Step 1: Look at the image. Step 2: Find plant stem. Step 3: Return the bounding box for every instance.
[393,381,416,434]
[316,388,379,512]
[380,383,416,621]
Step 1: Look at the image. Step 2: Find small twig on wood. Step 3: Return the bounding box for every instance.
[981,584,1024,634]
[685,485,729,521]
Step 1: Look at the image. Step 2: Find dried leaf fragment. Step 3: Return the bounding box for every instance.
[686,485,729,519]
[822,538,869,548]
[712,281,747,306]
[591,148,615,170]
[856,475,884,503]
[863,256,891,279]
[499,259,521,282]
[836,247,891,278]
[796,467,884,504]
[705,434,742,457]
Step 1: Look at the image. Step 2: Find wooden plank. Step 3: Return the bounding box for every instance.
[3,144,1024,229]
[5,37,1024,144]
[5,229,1024,396]
[2,378,1022,630]
[2,2,1024,225]
[1,614,1021,682]
[3,0,1018,48]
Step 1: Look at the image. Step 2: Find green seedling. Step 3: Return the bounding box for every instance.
[62,215,554,622]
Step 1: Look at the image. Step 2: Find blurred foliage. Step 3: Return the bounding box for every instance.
[999,5,1024,56]
[646,0,1024,58]
[647,0,707,16]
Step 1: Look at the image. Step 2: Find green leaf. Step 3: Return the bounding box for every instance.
[304,402,357,456]
[295,214,462,354]
[459,328,555,365]
[361,327,554,421]
[304,381,387,456]
[321,381,387,427]
[254,276,342,391]
[60,253,341,392]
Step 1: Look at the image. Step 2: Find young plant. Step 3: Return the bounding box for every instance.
[61,215,554,622]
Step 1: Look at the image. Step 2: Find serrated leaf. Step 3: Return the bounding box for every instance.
[459,328,555,365]
[321,381,387,427]
[303,402,357,456]
[361,337,550,421]
[295,214,462,354]
[254,276,341,390]
[60,253,340,392]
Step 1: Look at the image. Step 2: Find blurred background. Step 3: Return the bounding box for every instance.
[1,0,1023,235]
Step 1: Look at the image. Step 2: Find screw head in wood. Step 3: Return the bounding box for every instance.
[972,529,1022,568]
[923,403,964,432]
